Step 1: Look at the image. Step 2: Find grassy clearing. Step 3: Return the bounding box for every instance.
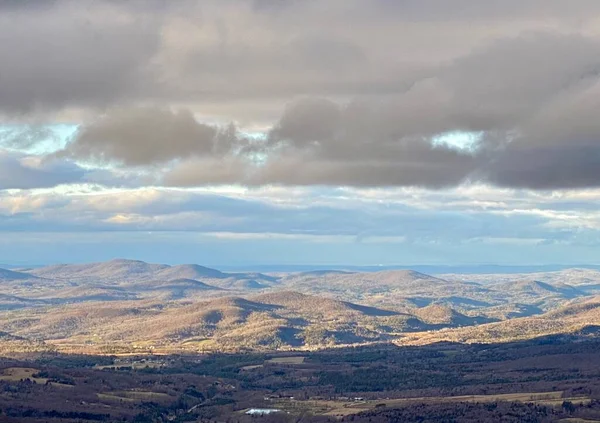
[241,364,264,370]
[97,393,136,403]
[241,356,305,370]
[322,403,371,416]
[181,337,210,344]
[438,391,564,403]
[0,367,47,384]
[278,391,590,417]
[98,390,172,403]
[119,391,172,400]
[266,356,306,364]
[537,398,591,407]
[48,382,75,388]
[95,362,163,370]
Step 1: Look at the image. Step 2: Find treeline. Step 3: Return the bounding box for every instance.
[345,402,557,423]
[318,366,463,393]
[1,407,110,420]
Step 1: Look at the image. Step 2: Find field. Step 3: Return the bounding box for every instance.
[1,337,600,421]
[97,390,172,403]
[241,355,305,370]
[265,356,306,364]
[278,391,591,417]
[0,367,47,384]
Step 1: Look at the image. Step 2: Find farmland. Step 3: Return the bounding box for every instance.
[1,337,600,421]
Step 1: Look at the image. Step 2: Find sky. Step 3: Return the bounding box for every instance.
[2,0,600,266]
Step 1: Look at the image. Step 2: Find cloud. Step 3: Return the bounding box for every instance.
[9,1,600,265]
[60,107,233,166]
[0,126,60,150]
[163,157,250,186]
[3,0,596,118]
[251,97,477,187]
[0,0,162,115]
[0,150,86,189]
[0,147,152,191]
[5,2,600,190]
[3,185,600,264]
[0,186,587,239]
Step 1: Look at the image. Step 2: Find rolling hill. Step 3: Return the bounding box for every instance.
[440,268,600,288]
[3,259,600,354]
[398,296,600,346]
[28,259,168,281]
[0,268,38,281]
[0,291,489,353]
[26,259,278,290]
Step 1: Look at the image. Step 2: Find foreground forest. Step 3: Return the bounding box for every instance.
[2,337,600,422]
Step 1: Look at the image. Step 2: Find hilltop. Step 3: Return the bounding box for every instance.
[399,296,600,346]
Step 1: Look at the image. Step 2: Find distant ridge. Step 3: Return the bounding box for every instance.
[29,259,168,280]
[26,259,279,289]
[129,278,224,291]
[489,280,584,298]
[0,268,37,281]
[4,258,600,353]
[218,264,600,274]
[11,260,600,275]
[155,264,227,280]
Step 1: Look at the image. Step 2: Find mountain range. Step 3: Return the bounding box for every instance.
[2,259,600,353]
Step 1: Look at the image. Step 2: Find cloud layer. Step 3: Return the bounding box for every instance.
[2,185,600,265]
[3,1,600,265]
[2,1,600,189]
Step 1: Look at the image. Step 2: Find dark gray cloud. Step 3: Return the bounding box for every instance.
[5,0,592,117]
[0,0,162,115]
[441,33,600,131]
[247,97,477,187]
[365,0,600,21]
[0,0,59,11]
[484,145,600,190]
[60,107,229,166]
[5,1,600,189]
[268,98,341,146]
